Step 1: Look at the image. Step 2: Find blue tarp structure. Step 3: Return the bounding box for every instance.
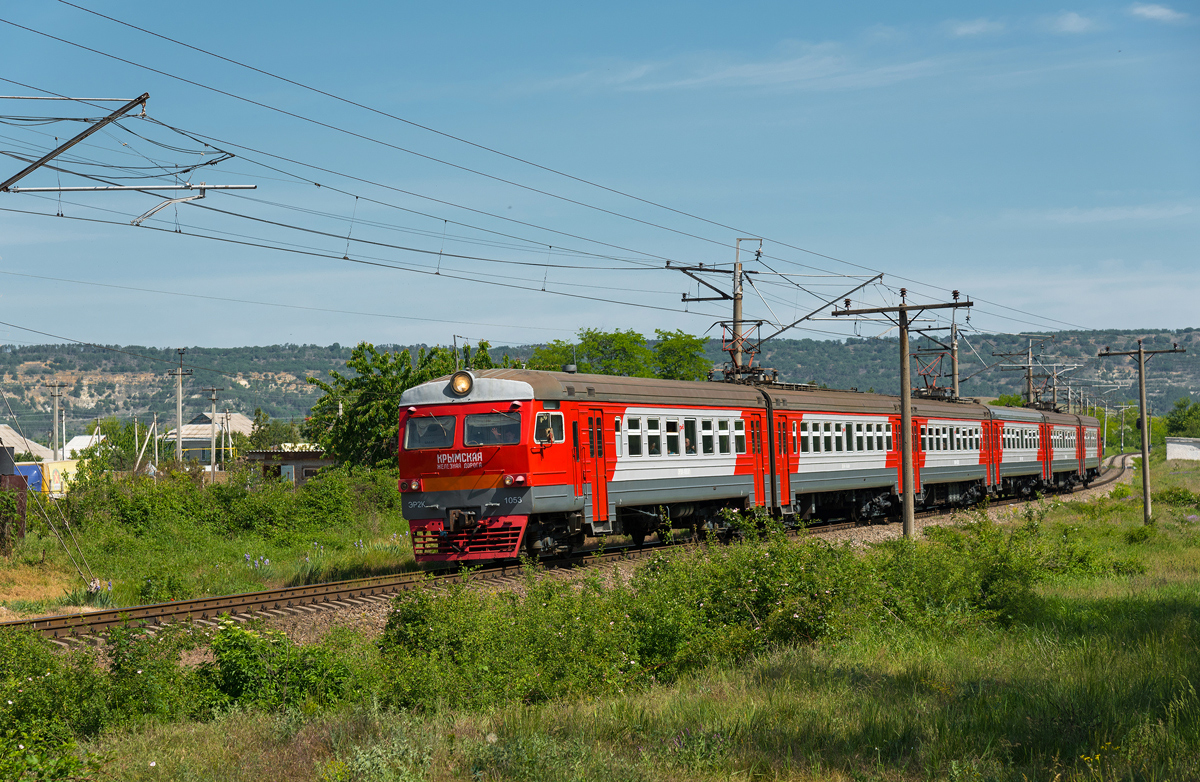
[15,464,41,492]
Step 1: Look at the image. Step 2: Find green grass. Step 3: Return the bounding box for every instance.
[11,458,1200,780]
[0,465,418,612]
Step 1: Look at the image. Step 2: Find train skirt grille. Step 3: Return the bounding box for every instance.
[410,516,526,561]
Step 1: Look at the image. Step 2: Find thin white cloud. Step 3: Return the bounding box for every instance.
[1049,12,1100,33]
[1042,204,1193,223]
[1129,3,1188,22]
[947,18,1005,37]
[528,45,947,95]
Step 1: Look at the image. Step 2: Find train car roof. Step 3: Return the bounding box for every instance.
[400,369,1100,427]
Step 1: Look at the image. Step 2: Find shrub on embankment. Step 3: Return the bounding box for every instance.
[376,509,1141,712]
[54,464,401,542]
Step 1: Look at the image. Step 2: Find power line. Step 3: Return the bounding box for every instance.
[0,270,573,334]
[0,203,727,319]
[36,7,1101,333]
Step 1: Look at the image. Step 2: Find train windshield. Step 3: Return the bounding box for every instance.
[404,415,456,450]
[465,412,523,446]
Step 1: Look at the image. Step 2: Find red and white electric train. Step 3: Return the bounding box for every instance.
[397,369,1102,563]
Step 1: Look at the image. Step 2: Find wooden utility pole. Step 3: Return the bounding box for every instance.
[1098,339,1186,524]
[169,349,192,463]
[833,289,973,537]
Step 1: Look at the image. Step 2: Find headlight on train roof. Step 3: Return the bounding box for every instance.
[450,370,473,396]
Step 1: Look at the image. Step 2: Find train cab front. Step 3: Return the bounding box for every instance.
[398,370,536,562]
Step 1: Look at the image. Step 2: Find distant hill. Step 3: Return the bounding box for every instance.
[2,328,1196,447]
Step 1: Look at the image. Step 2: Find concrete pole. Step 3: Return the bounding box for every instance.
[1026,341,1034,405]
[1137,340,1152,525]
[52,391,59,461]
[175,349,185,463]
[209,390,218,485]
[950,321,959,399]
[153,412,159,468]
[732,260,744,372]
[899,305,915,538]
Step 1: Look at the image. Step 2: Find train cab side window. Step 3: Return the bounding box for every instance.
[647,418,662,456]
[587,416,596,458]
[792,421,798,454]
[734,420,746,454]
[614,417,623,457]
[702,419,714,455]
[684,419,698,455]
[885,423,892,451]
[666,420,680,456]
[572,421,579,461]
[718,420,730,454]
[627,417,642,456]
[534,412,565,444]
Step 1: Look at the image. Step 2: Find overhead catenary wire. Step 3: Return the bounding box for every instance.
[30,6,1099,334]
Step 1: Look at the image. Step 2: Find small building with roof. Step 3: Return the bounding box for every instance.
[161,411,254,464]
[0,425,53,462]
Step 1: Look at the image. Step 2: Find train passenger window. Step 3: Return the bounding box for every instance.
[718,420,731,454]
[647,419,661,456]
[666,420,680,456]
[684,419,698,455]
[812,423,821,452]
[534,412,565,444]
[800,421,810,453]
[627,417,643,456]
[866,423,875,451]
[403,414,456,450]
[920,425,927,451]
[702,420,714,455]
[734,420,746,454]
[614,417,622,457]
[823,422,833,453]
[845,423,855,452]
[856,423,863,451]
[572,421,579,461]
[885,423,892,451]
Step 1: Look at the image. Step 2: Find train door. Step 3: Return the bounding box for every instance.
[571,412,584,502]
[586,409,609,523]
[748,412,766,507]
[910,417,923,497]
[776,415,790,509]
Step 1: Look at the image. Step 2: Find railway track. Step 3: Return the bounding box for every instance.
[2,457,1127,646]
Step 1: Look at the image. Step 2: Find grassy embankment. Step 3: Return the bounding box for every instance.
[0,465,415,615]
[3,453,1200,780]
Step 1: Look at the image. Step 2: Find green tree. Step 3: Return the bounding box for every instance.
[304,342,458,467]
[1165,397,1200,438]
[992,393,1025,408]
[653,329,712,380]
[248,408,301,450]
[529,329,653,376]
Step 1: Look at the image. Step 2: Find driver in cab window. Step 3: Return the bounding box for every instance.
[465,412,522,446]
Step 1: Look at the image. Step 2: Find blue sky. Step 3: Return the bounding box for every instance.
[0,1,1196,350]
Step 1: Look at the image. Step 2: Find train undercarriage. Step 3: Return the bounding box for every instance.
[521,467,1104,555]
